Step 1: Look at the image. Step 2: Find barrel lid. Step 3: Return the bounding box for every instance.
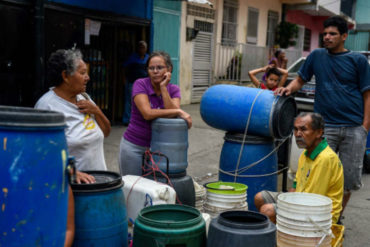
[71,170,123,193]
[272,96,297,139]
[152,117,187,124]
[224,132,274,144]
[204,181,247,195]
[218,211,271,230]
[0,105,65,127]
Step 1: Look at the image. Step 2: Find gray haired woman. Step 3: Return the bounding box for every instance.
[35,49,111,175]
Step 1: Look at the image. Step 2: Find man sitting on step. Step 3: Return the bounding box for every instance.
[254,112,343,224]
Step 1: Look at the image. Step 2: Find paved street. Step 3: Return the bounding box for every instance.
[104,103,370,246]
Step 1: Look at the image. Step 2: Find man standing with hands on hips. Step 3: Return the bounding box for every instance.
[275,15,370,222]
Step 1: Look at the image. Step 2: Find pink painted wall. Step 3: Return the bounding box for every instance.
[286,10,328,56]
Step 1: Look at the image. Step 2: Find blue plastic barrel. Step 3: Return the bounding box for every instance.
[151,118,188,174]
[200,85,297,139]
[218,133,278,212]
[71,171,128,247]
[0,106,68,247]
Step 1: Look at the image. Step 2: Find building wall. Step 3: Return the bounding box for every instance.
[355,0,370,24]
[286,10,327,56]
[47,0,153,19]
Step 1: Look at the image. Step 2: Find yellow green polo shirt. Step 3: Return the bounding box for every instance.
[296,138,344,224]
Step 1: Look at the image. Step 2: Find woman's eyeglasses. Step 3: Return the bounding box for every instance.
[148,66,167,72]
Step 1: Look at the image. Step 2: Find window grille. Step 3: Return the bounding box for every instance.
[266,11,279,47]
[247,7,259,44]
[221,0,238,46]
[187,4,215,19]
[304,28,311,51]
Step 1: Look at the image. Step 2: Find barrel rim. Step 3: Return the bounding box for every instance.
[0,105,65,127]
[271,96,297,139]
[137,204,203,228]
[217,210,271,230]
[71,170,123,192]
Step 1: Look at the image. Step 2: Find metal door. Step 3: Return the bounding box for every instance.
[191,21,213,103]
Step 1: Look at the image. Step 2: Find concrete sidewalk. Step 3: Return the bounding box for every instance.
[104,103,370,246]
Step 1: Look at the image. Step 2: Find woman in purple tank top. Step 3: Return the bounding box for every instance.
[118,51,192,176]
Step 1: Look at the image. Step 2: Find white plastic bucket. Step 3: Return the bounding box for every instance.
[277,230,331,247]
[203,191,248,218]
[194,180,206,212]
[276,192,333,239]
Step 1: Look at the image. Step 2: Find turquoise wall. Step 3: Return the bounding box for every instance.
[355,0,370,24]
[346,31,369,51]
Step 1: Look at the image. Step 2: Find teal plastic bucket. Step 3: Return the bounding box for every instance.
[133,204,206,247]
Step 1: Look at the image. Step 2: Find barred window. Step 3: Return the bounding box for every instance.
[221,0,238,46]
[266,11,279,47]
[187,4,215,19]
[247,7,259,44]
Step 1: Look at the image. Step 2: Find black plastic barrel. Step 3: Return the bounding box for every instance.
[207,210,276,247]
[0,106,68,247]
[71,171,128,247]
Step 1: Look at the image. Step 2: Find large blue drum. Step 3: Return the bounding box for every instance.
[200,85,296,139]
[71,171,128,247]
[151,118,188,174]
[219,133,278,212]
[0,106,68,246]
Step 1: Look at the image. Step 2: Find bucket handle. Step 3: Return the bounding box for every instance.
[142,151,170,176]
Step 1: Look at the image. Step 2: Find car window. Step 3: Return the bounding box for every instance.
[288,59,305,73]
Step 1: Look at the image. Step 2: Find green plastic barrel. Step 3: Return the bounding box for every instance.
[133,204,206,247]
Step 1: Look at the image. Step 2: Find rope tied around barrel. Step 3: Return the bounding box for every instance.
[225,91,289,180]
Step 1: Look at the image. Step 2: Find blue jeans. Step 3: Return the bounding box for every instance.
[324,125,368,191]
[122,82,133,124]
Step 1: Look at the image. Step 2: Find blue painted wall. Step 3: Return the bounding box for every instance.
[47,0,153,20]
[355,0,370,24]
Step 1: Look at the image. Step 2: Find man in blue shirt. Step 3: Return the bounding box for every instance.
[122,41,149,125]
[276,16,370,221]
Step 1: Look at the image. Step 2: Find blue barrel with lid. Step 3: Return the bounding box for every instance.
[0,105,68,247]
[71,170,128,247]
[200,85,297,139]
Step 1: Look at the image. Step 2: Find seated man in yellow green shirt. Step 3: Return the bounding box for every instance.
[254,112,344,224]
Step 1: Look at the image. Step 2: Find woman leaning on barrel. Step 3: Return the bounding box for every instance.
[119,51,192,176]
[35,48,111,247]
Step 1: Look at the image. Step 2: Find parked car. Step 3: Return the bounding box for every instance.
[286,53,370,172]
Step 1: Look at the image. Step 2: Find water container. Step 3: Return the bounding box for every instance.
[207,210,276,247]
[151,118,188,174]
[71,171,128,247]
[200,85,296,139]
[133,204,206,247]
[276,192,333,247]
[203,182,248,218]
[122,175,176,222]
[0,106,68,247]
[219,133,278,211]
[147,171,195,207]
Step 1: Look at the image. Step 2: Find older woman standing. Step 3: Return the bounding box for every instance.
[119,51,192,176]
[35,49,111,247]
[35,49,111,174]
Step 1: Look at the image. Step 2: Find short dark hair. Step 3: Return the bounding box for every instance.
[146,51,173,70]
[296,112,325,130]
[274,49,282,58]
[323,16,348,35]
[266,67,282,78]
[47,49,83,86]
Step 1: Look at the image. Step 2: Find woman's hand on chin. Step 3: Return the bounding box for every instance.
[160,72,171,88]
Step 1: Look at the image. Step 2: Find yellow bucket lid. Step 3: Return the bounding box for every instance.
[204,181,247,195]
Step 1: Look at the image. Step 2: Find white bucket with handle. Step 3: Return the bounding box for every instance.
[276,192,334,247]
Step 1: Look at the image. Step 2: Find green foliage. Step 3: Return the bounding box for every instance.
[275,22,299,48]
